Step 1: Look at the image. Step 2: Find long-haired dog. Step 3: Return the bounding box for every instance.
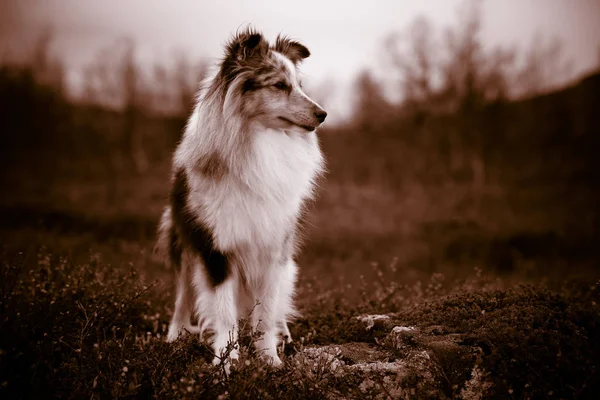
[155,27,326,368]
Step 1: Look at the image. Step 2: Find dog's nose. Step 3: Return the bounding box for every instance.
[315,109,327,123]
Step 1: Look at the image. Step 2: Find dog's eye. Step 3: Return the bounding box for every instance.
[273,81,288,90]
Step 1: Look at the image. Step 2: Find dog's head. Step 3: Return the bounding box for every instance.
[216,28,327,133]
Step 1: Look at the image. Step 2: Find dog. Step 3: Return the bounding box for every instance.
[155,27,326,368]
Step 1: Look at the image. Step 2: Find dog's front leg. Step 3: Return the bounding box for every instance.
[276,259,298,346]
[252,267,284,367]
[167,262,198,342]
[210,277,239,369]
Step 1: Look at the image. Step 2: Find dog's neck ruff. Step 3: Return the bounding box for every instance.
[241,126,323,201]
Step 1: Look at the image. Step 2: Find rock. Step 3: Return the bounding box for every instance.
[292,314,493,399]
[460,365,493,400]
[355,314,391,331]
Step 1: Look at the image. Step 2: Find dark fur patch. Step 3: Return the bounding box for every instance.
[171,168,230,287]
[195,153,228,180]
[241,77,261,93]
[219,28,269,91]
[241,65,287,94]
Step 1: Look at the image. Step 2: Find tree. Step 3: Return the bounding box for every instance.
[384,15,438,114]
[514,34,571,97]
[351,70,392,132]
[382,0,517,189]
[172,51,208,115]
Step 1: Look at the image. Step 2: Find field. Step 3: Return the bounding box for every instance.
[1,63,599,399]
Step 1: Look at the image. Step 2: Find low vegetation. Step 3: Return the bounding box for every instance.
[1,250,598,399]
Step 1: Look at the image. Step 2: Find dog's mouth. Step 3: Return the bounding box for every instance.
[278,117,316,132]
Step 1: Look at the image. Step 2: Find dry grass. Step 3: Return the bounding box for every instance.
[1,248,598,399]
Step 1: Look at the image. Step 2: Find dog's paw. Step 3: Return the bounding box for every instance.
[212,348,239,375]
[260,352,283,368]
[270,355,283,368]
[212,357,232,376]
[185,324,202,335]
[165,330,180,343]
[166,323,200,343]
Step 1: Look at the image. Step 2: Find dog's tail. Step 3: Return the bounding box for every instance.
[153,206,181,270]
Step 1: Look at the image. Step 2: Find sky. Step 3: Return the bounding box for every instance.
[1,0,599,121]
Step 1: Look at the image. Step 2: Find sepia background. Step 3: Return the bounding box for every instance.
[1,0,599,398]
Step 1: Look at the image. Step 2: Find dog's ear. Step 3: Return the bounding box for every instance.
[274,34,310,64]
[224,28,268,66]
[220,28,268,83]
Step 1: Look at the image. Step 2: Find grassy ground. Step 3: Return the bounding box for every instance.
[0,245,598,399]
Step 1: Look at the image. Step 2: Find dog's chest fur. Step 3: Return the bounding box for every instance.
[187,128,323,259]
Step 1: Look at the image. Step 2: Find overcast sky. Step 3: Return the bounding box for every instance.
[2,0,599,120]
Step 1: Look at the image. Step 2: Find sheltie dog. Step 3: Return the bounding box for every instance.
[155,27,326,368]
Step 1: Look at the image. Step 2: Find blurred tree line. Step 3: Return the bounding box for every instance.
[333,0,599,194]
[0,29,207,206]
